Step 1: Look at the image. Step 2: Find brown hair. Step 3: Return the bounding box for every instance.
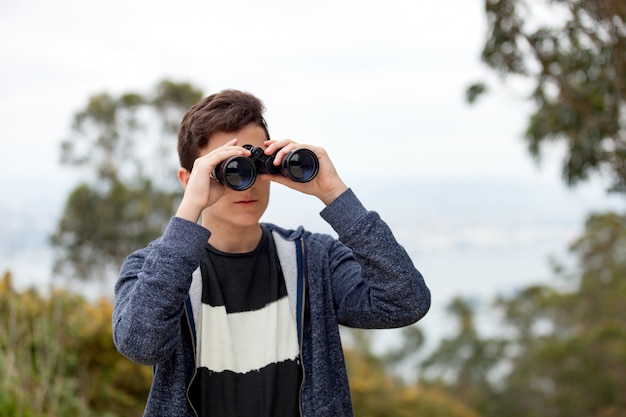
[177,89,269,171]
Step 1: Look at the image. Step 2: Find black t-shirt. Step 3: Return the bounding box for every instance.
[194,226,301,417]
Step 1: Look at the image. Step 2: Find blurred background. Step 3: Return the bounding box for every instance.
[1,1,625,416]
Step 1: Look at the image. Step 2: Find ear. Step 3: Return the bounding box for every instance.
[178,167,191,189]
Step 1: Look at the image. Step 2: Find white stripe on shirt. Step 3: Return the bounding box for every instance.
[199,295,300,374]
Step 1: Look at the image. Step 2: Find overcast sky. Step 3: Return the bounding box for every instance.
[2,0,551,184]
[2,0,624,343]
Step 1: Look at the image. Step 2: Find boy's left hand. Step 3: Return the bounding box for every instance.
[263,139,348,205]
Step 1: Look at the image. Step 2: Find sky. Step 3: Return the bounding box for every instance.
[1,0,625,344]
[1,0,540,185]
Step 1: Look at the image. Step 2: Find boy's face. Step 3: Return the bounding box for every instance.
[199,123,270,230]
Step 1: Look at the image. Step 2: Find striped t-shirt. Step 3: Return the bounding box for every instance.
[193,226,301,416]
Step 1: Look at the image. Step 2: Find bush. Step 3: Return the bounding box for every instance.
[0,272,151,417]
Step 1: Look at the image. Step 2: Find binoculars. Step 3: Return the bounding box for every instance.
[212,144,319,191]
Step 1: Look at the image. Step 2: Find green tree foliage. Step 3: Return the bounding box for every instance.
[469,0,626,192]
[418,297,505,417]
[418,213,626,417]
[0,271,152,416]
[51,80,203,281]
[491,212,626,417]
[343,329,481,417]
[462,2,626,414]
[465,3,626,414]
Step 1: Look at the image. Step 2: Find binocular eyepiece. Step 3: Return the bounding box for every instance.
[212,144,319,191]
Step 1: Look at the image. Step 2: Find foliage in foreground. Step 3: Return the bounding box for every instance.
[0,272,151,417]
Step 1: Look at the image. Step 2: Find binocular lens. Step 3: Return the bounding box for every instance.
[283,149,319,182]
[213,146,319,191]
[221,158,256,191]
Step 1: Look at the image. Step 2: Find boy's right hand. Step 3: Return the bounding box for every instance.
[175,139,251,224]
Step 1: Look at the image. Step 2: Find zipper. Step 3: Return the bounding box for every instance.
[297,236,307,417]
[184,305,200,417]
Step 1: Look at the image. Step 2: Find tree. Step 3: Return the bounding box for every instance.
[51,80,203,281]
[418,297,506,417]
[416,213,626,417]
[0,271,152,416]
[490,212,626,417]
[342,328,482,417]
[465,3,626,414]
[345,348,482,417]
[469,0,626,193]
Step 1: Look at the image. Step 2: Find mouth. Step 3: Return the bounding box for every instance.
[235,199,258,205]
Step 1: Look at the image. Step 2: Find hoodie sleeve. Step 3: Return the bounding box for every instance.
[320,188,431,328]
[112,216,211,365]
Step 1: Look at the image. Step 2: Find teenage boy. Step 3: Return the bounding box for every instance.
[112,89,431,417]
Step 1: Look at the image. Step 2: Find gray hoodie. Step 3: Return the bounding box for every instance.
[113,189,430,416]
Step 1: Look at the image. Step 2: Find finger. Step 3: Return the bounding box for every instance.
[264,139,294,156]
[268,141,302,166]
[192,147,250,176]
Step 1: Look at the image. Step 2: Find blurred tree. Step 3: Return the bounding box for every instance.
[469,0,626,193]
[418,297,506,417]
[490,212,626,417]
[343,330,482,417]
[382,325,426,381]
[0,271,152,416]
[51,80,203,281]
[466,2,626,415]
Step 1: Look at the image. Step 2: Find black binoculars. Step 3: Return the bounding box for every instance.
[212,144,319,191]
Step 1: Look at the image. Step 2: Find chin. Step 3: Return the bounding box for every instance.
[233,213,265,227]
